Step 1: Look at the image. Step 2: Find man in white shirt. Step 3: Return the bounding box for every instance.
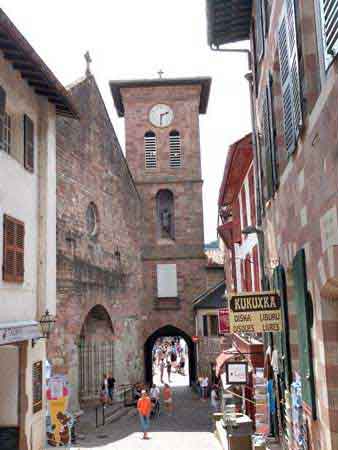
[150,383,160,401]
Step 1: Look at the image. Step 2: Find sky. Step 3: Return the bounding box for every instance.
[2,0,251,242]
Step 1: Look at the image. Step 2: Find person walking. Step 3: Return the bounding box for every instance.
[159,358,165,384]
[210,385,219,412]
[201,376,209,400]
[107,373,116,404]
[100,374,108,407]
[166,358,172,383]
[150,383,160,418]
[163,383,173,415]
[137,390,152,440]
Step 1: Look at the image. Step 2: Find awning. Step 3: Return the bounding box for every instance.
[206,0,252,47]
[0,320,40,345]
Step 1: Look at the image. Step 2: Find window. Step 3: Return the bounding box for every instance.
[277,0,302,155]
[156,189,175,239]
[255,0,265,63]
[144,131,157,169]
[210,315,219,336]
[2,215,25,283]
[156,264,178,298]
[318,0,338,68]
[24,114,34,172]
[86,203,98,237]
[241,187,248,230]
[203,315,209,337]
[0,86,10,154]
[169,130,181,168]
[261,74,278,200]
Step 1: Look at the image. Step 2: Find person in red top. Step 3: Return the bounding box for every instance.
[137,390,152,439]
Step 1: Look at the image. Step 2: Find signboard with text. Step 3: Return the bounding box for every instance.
[218,308,230,334]
[229,291,282,333]
[226,361,248,384]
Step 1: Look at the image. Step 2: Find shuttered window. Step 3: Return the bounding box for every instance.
[241,187,248,230]
[144,131,157,169]
[319,0,338,67]
[0,86,6,153]
[292,249,316,418]
[278,0,302,155]
[3,215,25,283]
[24,114,34,172]
[261,75,278,200]
[248,167,256,225]
[255,0,265,62]
[169,130,181,168]
[1,113,11,154]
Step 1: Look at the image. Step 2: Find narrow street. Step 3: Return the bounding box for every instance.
[72,387,221,450]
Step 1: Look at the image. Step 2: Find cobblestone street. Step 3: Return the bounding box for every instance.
[71,387,221,450]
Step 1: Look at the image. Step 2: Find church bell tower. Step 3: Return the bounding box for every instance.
[110,77,211,377]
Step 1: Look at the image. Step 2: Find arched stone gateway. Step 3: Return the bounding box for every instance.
[79,305,114,401]
[144,325,196,385]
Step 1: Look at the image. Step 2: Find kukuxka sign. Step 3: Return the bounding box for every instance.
[229,291,282,333]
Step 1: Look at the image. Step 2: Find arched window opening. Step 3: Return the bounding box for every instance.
[144,131,157,169]
[156,189,175,239]
[169,130,181,168]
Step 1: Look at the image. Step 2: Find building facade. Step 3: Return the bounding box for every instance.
[0,9,77,450]
[49,73,145,410]
[207,0,338,449]
[110,78,210,383]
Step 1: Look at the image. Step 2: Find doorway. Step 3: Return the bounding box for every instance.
[144,325,196,386]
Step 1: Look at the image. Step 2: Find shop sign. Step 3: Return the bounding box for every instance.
[229,291,282,333]
[218,308,230,334]
[0,323,40,345]
[33,361,43,413]
[226,361,248,384]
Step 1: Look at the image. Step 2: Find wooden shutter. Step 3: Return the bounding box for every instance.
[232,198,242,244]
[245,255,252,291]
[24,114,34,172]
[241,187,248,230]
[255,0,264,62]
[240,259,246,291]
[320,0,338,65]
[292,249,316,418]
[278,0,302,155]
[274,265,292,388]
[3,215,25,283]
[267,74,278,192]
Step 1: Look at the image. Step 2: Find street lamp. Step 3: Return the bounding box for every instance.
[39,310,56,339]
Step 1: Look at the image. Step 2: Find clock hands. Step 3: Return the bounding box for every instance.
[159,111,169,126]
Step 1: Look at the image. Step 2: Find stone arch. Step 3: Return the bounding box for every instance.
[80,304,114,343]
[144,324,196,385]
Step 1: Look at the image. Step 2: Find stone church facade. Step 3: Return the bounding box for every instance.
[49,74,213,407]
[48,74,145,409]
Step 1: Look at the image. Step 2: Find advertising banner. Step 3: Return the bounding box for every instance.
[229,291,282,333]
[218,308,230,334]
[46,376,74,448]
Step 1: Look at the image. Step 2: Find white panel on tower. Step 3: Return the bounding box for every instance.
[156,264,178,298]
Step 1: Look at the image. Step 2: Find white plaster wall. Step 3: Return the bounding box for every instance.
[0,345,19,426]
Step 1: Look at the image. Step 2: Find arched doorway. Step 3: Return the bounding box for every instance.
[144,325,196,385]
[79,305,114,401]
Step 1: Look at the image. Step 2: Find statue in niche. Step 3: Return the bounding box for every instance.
[161,208,172,237]
[157,189,174,240]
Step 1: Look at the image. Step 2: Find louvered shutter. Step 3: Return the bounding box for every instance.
[255,0,264,61]
[24,114,34,172]
[278,0,302,155]
[252,245,260,291]
[3,215,25,283]
[262,88,274,200]
[267,74,279,192]
[292,249,316,418]
[232,198,242,244]
[319,0,338,66]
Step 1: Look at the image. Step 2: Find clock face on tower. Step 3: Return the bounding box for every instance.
[149,104,174,128]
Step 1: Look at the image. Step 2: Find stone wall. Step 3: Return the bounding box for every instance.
[49,75,144,409]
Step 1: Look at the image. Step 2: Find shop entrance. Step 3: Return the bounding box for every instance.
[0,345,20,450]
[79,305,114,401]
[144,325,196,386]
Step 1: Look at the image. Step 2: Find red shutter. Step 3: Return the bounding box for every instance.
[253,245,260,291]
[249,167,256,226]
[232,198,242,243]
[241,187,248,230]
[24,114,34,172]
[3,215,25,283]
[245,255,253,291]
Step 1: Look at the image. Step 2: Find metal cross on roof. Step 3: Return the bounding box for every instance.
[158,69,164,79]
[84,51,92,76]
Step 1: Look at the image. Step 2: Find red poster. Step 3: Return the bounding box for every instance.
[218,308,230,334]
